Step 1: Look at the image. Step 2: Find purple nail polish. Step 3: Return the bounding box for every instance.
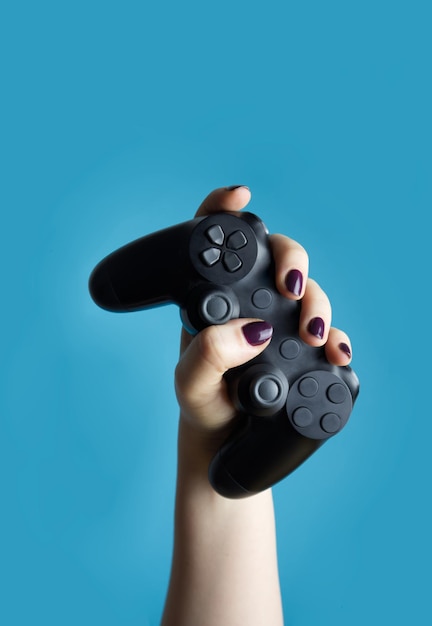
[242,321,273,346]
[307,317,325,339]
[339,342,352,358]
[286,269,303,297]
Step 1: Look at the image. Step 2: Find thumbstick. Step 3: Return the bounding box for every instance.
[181,286,240,334]
[199,292,235,325]
[232,365,289,417]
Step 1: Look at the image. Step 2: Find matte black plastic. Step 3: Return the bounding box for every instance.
[89,211,360,498]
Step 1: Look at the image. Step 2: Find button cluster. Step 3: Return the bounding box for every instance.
[286,370,352,440]
[200,225,248,273]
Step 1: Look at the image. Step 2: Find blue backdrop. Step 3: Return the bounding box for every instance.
[1,1,430,624]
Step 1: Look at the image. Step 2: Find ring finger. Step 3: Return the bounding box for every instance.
[299,278,332,346]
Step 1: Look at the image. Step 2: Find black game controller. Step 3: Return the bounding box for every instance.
[89,211,360,498]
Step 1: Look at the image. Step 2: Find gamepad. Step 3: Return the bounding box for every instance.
[89,211,360,497]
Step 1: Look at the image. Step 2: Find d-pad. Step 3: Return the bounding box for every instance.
[201,225,248,272]
[190,214,258,284]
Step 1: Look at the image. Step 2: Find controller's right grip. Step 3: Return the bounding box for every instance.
[209,414,321,498]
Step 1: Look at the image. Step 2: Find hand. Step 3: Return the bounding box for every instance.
[175,186,353,461]
[164,185,349,625]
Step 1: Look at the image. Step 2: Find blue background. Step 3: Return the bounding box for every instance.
[1,1,430,624]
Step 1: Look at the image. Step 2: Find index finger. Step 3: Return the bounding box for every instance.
[195,185,251,216]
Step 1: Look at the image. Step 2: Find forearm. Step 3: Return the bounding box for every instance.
[161,419,284,626]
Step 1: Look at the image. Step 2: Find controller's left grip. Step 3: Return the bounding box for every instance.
[89,221,195,312]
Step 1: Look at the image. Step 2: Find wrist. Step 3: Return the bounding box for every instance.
[177,415,231,480]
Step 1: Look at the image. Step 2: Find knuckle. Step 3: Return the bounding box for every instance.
[306,278,331,309]
[293,240,308,261]
[197,326,227,374]
[174,358,189,400]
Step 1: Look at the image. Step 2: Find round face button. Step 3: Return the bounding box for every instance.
[327,383,347,404]
[292,407,313,428]
[321,413,342,433]
[279,339,300,360]
[252,288,273,309]
[298,376,319,397]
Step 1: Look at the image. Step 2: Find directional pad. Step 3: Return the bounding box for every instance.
[203,225,248,273]
[190,214,258,284]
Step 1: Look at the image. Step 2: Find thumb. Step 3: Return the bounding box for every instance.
[175,319,273,430]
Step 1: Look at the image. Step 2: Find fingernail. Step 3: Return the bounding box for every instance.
[242,321,273,346]
[339,342,352,358]
[226,185,249,191]
[307,317,325,339]
[285,269,303,297]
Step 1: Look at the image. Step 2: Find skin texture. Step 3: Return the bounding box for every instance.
[160,187,352,626]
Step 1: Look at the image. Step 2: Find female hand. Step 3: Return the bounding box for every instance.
[162,185,353,626]
[175,185,352,460]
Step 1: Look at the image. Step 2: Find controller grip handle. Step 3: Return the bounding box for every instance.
[89,221,196,312]
[209,414,321,497]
